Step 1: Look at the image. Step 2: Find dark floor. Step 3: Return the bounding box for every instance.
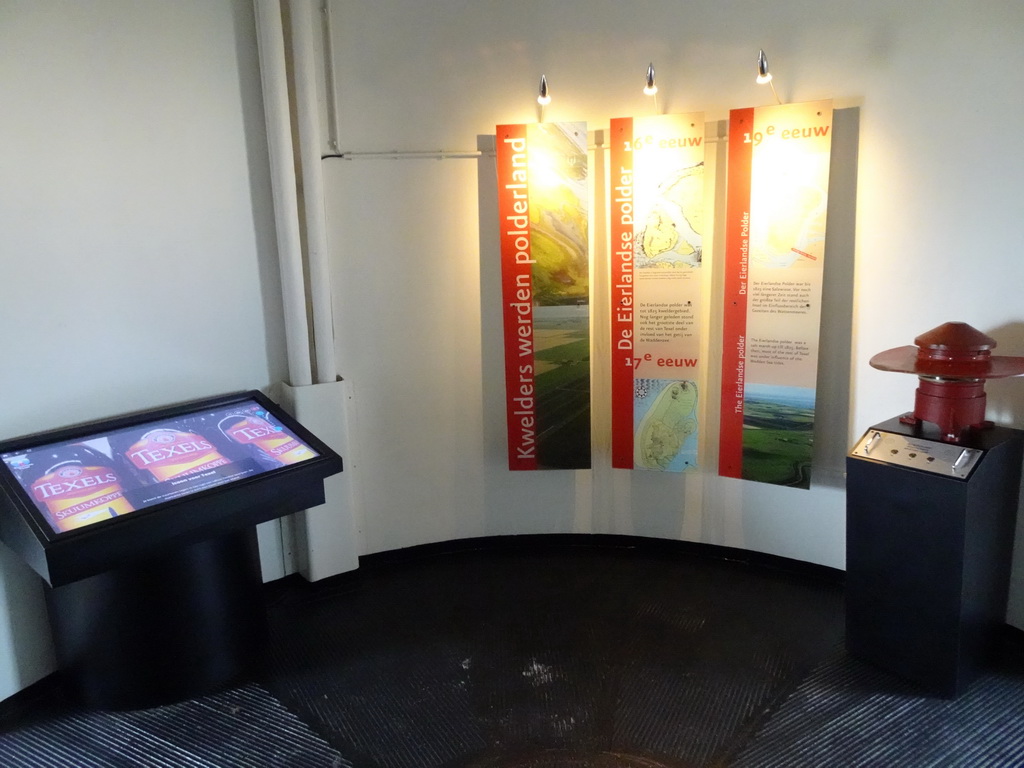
[2,537,1024,767]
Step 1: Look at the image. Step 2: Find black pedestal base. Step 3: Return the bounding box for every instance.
[45,528,266,710]
[846,418,1023,697]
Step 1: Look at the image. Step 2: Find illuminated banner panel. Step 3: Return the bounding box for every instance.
[610,114,705,471]
[496,122,590,471]
[719,100,833,488]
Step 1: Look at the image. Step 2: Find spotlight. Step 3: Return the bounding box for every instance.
[537,75,551,106]
[644,62,658,96]
[756,49,781,104]
[756,49,772,84]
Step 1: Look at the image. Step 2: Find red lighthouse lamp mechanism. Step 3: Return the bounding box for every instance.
[869,322,1024,444]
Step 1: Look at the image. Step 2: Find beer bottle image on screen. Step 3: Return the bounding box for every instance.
[217,413,314,467]
[122,427,232,482]
[180,413,248,463]
[25,445,135,533]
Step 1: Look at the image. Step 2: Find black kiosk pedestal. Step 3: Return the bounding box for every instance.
[846,416,1023,697]
[0,391,342,709]
[46,529,265,710]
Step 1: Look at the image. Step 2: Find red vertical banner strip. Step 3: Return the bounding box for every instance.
[718,108,754,479]
[496,124,538,471]
[609,118,635,469]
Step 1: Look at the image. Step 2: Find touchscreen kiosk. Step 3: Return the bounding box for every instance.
[0,390,343,709]
[0,389,343,586]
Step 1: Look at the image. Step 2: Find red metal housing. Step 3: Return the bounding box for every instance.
[869,322,1024,443]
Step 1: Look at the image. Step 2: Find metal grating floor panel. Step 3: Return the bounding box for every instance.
[730,645,1024,767]
[0,683,346,767]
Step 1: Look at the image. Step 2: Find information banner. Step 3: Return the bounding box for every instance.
[719,100,833,488]
[496,122,590,470]
[610,114,705,471]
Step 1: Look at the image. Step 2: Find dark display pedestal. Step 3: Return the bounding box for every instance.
[846,417,1023,697]
[45,528,265,710]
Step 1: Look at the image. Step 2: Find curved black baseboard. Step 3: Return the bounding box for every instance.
[358,532,846,585]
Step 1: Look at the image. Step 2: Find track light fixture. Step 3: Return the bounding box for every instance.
[756,49,781,104]
[537,75,551,106]
[644,62,658,96]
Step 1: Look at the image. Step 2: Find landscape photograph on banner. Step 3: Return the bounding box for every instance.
[530,123,590,469]
[740,383,816,487]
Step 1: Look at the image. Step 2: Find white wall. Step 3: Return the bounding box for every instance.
[0,1,283,700]
[323,0,1024,580]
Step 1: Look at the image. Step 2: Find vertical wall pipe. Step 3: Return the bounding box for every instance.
[319,0,341,153]
[291,0,338,384]
[254,0,313,387]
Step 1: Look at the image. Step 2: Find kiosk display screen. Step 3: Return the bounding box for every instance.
[1,398,319,535]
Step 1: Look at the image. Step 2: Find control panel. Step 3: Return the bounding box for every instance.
[850,429,983,479]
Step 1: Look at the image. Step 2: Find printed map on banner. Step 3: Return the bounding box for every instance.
[496,122,590,471]
[719,100,833,489]
[610,114,706,472]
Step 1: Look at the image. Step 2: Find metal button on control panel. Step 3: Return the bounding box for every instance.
[850,430,983,479]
